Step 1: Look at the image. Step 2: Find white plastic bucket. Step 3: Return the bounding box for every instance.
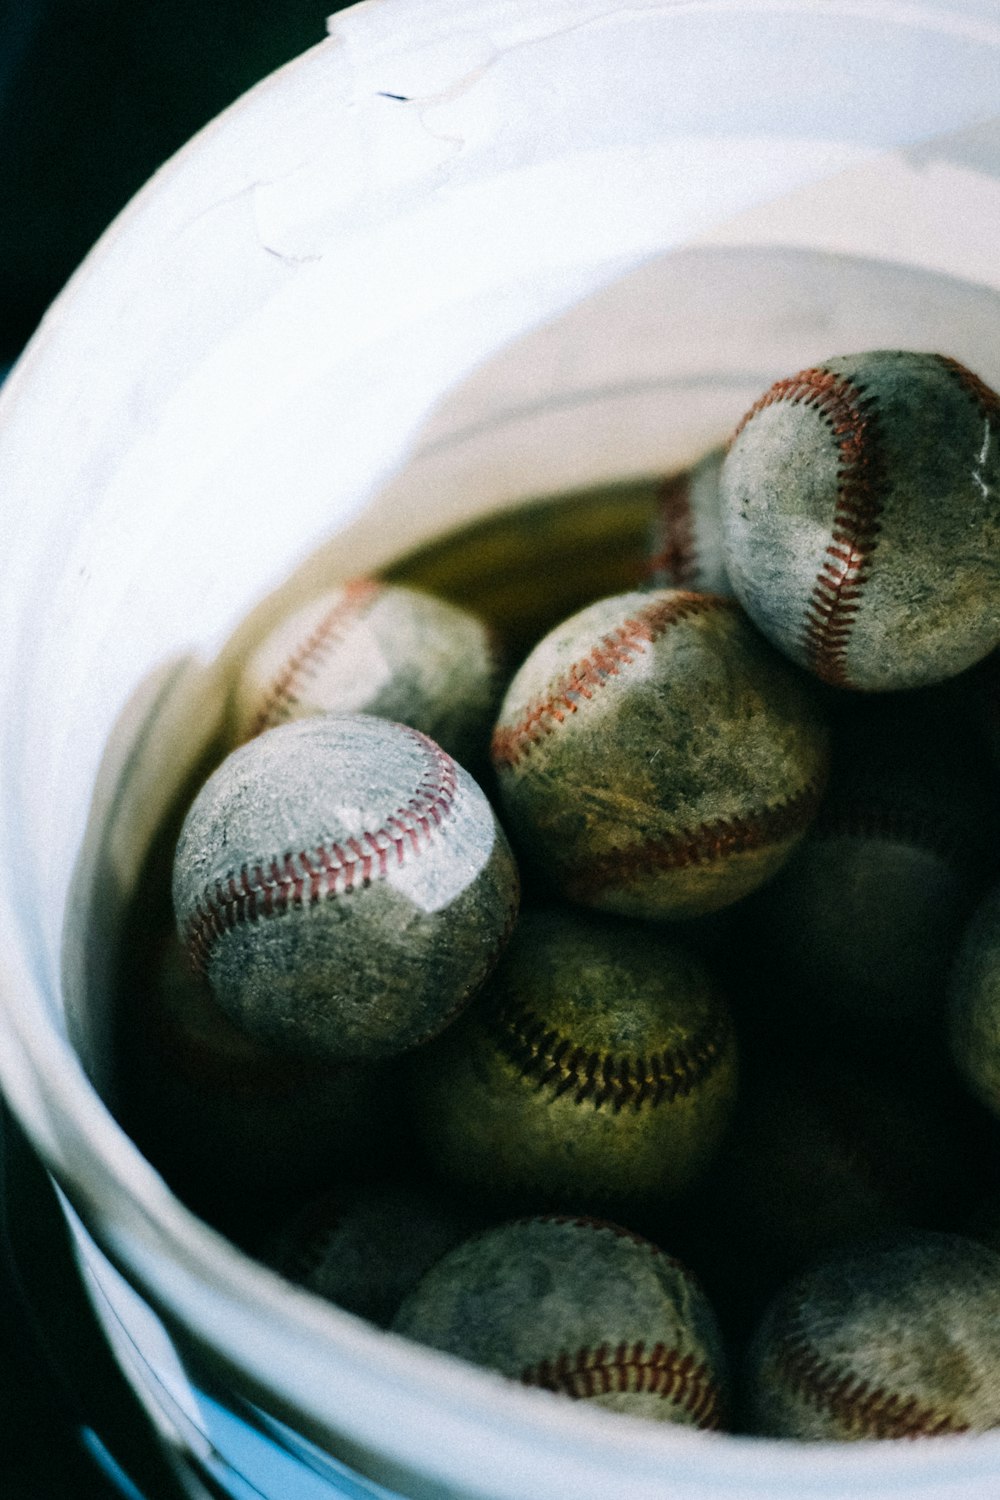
[3,1,1000,1494]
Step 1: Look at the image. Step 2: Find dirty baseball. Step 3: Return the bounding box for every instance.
[746,1231,1000,1440]
[721,350,1000,691]
[491,587,829,920]
[228,578,502,769]
[408,906,738,1217]
[393,1215,728,1429]
[172,714,520,1062]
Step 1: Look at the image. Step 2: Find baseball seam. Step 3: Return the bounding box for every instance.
[937,354,1000,428]
[646,470,699,587]
[536,1213,645,1236]
[491,996,731,1111]
[730,367,888,688]
[182,730,457,974]
[522,1341,721,1427]
[491,592,734,771]
[488,1216,705,1295]
[567,776,825,902]
[529,1213,680,1257]
[247,577,384,738]
[772,1331,970,1439]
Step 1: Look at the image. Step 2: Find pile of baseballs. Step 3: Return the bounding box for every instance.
[122,349,1000,1440]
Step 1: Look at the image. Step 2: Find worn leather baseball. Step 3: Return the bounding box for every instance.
[392,1215,728,1429]
[172,714,520,1062]
[228,579,502,769]
[721,351,1000,692]
[491,588,829,920]
[408,906,737,1217]
[746,1231,1000,1440]
[645,446,731,595]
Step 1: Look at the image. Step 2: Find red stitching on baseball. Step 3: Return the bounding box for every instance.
[645,471,699,586]
[730,368,889,688]
[523,1215,709,1297]
[183,730,458,974]
[773,1330,970,1439]
[522,1341,722,1428]
[248,577,384,738]
[491,996,731,1111]
[936,354,1000,428]
[491,593,735,770]
[567,776,825,902]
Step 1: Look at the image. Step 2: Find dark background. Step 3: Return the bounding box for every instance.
[0,5,347,1493]
[1,0,347,365]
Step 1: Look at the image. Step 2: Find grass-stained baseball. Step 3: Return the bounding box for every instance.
[228,578,502,768]
[392,1215,728,1428]
[491,588,829,919]
[721,350,1000,691]
[172,714,519,1062]
[408,907,737,1217]
[745,1231,1000,1440]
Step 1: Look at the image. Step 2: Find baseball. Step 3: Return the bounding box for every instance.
[682,1049,982,1345]
[228,578,502,770]
[392,1215,729,1429]
[746,1231,1000,1440]
[491,588,829,920]
[720,350,1000,692]
[948,881,1000,1120]
[266,1178,481,1328]
[408,906,737,1217]
[645,446,730,595]
[172,714,520,1062]
[746,696,998,1037]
